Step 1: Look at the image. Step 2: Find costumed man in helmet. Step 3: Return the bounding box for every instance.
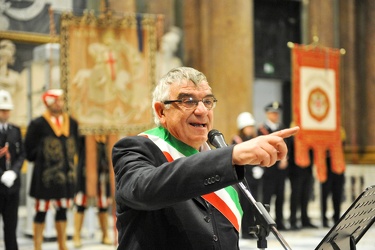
[0,89,25,250]
[73,135,112,247]
[24,89,80,250]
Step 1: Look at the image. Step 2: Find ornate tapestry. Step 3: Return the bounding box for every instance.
[60,12,157,135]
[291,43,345,182]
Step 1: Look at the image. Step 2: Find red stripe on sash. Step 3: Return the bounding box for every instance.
[163,149,240,231]
[163,151,174,162]
[202,192,240,232]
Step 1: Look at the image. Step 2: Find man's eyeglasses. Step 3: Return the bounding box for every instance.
[163,96,218,110]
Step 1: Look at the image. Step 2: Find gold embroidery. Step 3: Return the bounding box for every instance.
[42,137,65,187]
[41,136,77,188]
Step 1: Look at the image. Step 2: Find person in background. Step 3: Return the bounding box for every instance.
[257,101,289,231]
[321,127,346,228]
[24,89,80,250]
[73,135,112,248]
[232,112,264,239]
[287,122,317,230]
[0,89,25,250]
[112,67,299,249]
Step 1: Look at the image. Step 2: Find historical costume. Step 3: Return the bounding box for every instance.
[25,89,79,250]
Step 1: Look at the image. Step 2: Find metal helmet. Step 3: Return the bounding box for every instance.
[237,112,255,130]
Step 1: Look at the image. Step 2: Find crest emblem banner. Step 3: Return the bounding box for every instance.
[291,43,345,182]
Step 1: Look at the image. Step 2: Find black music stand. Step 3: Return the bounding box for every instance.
[315,185,375,250]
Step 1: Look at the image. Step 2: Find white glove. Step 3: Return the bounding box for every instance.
[1,170,17,188]
[252,166,264,180]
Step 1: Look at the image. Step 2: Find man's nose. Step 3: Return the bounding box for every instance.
[195,101,209,112]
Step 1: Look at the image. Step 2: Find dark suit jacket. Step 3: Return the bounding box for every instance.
[112,135,245,250]
[0,124,25,195]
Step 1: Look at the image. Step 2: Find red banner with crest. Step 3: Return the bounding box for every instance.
[291,43,345,182]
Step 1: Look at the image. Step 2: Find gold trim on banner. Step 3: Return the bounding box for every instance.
[0,31,59,44]
[287,36,346,55]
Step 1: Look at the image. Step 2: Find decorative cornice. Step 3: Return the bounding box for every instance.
[0,31,59,44]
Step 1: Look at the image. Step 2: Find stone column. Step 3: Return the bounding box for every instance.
[85,0,135,14]
[364,0,375,147]
[339,0,359,161]
[144,0,175,32]
[307,0,335,46]
[184,0,254,139]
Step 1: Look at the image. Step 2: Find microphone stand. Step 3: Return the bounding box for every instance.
[237,181,292,250]
[207,129,292,249]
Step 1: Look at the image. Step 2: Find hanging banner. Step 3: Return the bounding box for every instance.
[291,43,345,182]
[60,12,157,135]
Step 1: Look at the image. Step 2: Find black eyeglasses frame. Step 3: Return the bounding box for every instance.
[162,96,218,110]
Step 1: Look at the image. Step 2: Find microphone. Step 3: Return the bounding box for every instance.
[208,129,228,148]
[207,129,291,249]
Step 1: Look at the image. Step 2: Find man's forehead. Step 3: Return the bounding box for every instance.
[171,80,210,91]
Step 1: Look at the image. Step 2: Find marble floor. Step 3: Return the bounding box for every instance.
[8,224,375,250]
[5,205,374,250]
[1,164,375,249]
[239,225,375,250]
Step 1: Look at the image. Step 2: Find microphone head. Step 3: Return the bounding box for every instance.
[208,129,227,148]
[208,129,223,144]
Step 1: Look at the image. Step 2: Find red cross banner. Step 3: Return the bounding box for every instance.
[60,12,160,197]
[291,43,345,182]
[60,12,158,136]
[104,51,117,81]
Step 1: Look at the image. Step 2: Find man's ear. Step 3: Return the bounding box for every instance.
[154,102,164,119]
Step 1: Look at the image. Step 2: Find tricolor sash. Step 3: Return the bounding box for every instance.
[140,127,243,232]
